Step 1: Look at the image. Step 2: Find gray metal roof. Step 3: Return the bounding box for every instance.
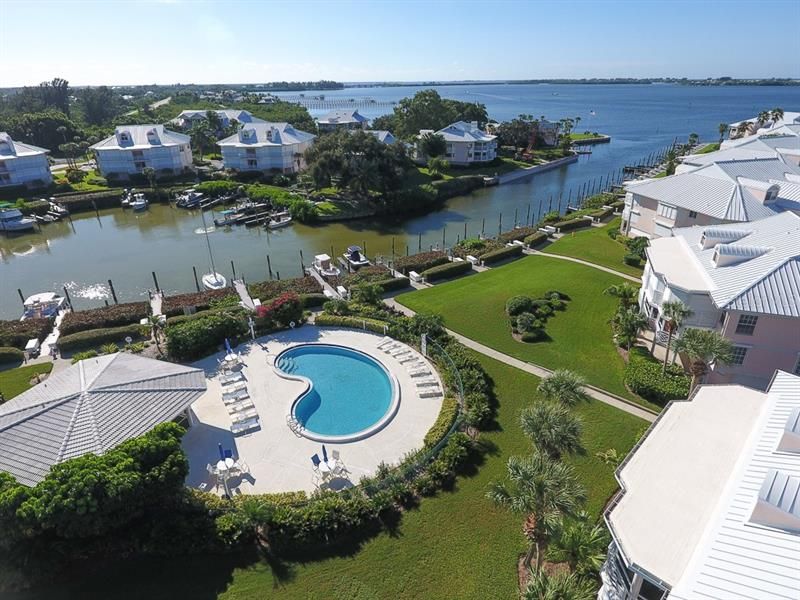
[432,121,496,143]
[91,125,190,150]
[217,122,315,147]
[316,109,368,125]
[0,353,206,486]
[0,132,50,157]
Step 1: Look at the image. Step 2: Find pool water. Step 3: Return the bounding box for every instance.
[277,344,394,438]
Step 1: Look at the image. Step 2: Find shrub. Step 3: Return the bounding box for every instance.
[625,236,649,259]
[395,250,448,275]
[161,290,237,317]
[194,180,241,196]
[544,290,570,300]
[322,299,350,316]
[166,312,248,360]
[58,324,147,352]
[516,312,537,333]
[506,295,533,316]
[624,348,690,403]
[524,232,548,247]
[497,226,539,244]
[521,330,548,343]
[607,228,620,240]
[421,260,472,281]
[0,346,24,364]
[300,293,328,308]
[623,253,641,267]
[254,292,303,328]
[314,314,388,335]
[534,304,554,319]
[451,237,503,259]
[423,396,459,448]
[0,319,51,349]
[66,169,85,183]
[71,349,98,363]
[247,276,322,302]
[480,244,523,265]
[376,276,411,293]
[431,175,484,200]
[61,302,149,336]
[552,217,592,232]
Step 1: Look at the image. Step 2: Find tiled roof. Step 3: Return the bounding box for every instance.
[217,122,315,147]
[0,353,206,486]
[91,125,190,150]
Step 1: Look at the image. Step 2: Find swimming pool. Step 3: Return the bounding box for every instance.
[276,344,399,442]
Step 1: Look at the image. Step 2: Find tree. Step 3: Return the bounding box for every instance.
[660,300,693,374]
[665,158,676,176]
[688,132,699,146]
[522,570,596,600]
[611,306,647,351]
[427,156,449,179]
[143,167,157,192]
[736,121,752,138]
[205,110,223,132]
[496,115,539,148]
[418,132,447,158]
[718,122,729,144]
[537,370,590,407]
[546,512,609,576]
[386,89,488,139]
[488,453,586,571]
[770,107,784,123]
[603,283,639,310]
[148,314,165,354]
[190,121,216,158]
[519,401,583,459]
[350,283,383,305]
[674,327,734,391]
[79,86,117,125]
[757,110,771,126]
[230,496,276,552]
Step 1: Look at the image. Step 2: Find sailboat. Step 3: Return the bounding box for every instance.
[198,210,227,290]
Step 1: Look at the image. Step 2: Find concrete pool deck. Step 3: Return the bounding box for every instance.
[181,326,443,495]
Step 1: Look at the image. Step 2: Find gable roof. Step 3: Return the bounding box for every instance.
[365,130,396,144]
[91,125,190,150]
[0,132,50,158]
[316,109,368,125]
[0,353,206,486]
[174,109,265,125]
[217,122,315,147]
[432,121,496,143]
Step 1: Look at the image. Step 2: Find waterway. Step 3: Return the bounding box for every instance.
[1,84,797,318]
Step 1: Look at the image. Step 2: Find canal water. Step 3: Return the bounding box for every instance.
[1,84,797,318]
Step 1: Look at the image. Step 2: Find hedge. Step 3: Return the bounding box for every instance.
[376,276,411,293]
[161,290,237,317]
[431,175,484,200]
[497,226,540,244]
[166,312,249,361]
[553,217,592,232]
[623,253,641,267]
[314,314,388,335]
[395,251,448,275]
[423,396,459,449]
[165,308,220,327]
[0,347,24,364]
[61,302,149,336]
[480,244,523,265]
[587,206,615,221]
[451,238,503,259]
[524,232,548,247]
[247,276,322,302]
[0,319,51,349]
[421,260,473,281]
[624,348,690,404]
[58,324,147,352]
[300,293,328,308]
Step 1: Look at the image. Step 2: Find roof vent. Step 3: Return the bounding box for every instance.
[750,469,800,532]
[777,408,800,454]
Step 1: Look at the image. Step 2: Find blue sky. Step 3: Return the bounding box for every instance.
[1,0,798,86]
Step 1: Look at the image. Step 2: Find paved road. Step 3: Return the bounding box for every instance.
[385,298,657,423]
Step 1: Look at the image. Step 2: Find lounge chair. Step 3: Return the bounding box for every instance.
[397,354,417,364]
[376,336,393,349]
[231,416,260,435]
[220,371,245,385]
[419,388,444,399]
[382,343,400,353]
[331,450,351,476]
[409,368,432,377]
[231,408,259,423]
[223,388,250,402]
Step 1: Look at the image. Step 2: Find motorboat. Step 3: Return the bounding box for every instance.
[214,209,238,227]
[202,272,227,290]
[121,188,136,208]
[47,199,69,219]
[266,213,292,229]
[343,245,370,270]
[0,208,36,232]
[176,188,204,209]
[21,292,66,320]
[313,254,341,278]
[130,193,148,211]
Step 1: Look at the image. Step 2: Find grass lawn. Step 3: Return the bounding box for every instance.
[397,255,657,408]
[0,363,53,401]
[567,132,606,142]
[542,218,644,277]
[314,200,340,216]
[695,142,720,154]
[8,354,644,600]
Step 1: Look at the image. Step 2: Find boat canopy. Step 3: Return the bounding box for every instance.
[347,245,362,253]
[24,292,60,306]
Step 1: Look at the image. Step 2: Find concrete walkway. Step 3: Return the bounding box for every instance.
[385,298,657,423]
[527,249,642,283]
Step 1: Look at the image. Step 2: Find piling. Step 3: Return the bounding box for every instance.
[107,279,118,304]
[192,266,200,292]
[464,221,467,240]
[526,204,531,226]
[62,285,73,309]
[441,226,446,248]
[231,260,237,281]
[299,250,305,275]
[152,271,160,293]
[17,289,24,304]
[267,255,273,279]
[513,207,518,227]
[498,213,502,236]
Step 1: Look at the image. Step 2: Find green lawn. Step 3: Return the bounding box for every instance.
[0,363,53,401]
[567,132,606,142]
[542,218,644,277]
[9,354,644,600]
[695,142,720,154]
[397,255,655,407]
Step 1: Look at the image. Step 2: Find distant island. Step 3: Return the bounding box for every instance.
[348,77,800,87]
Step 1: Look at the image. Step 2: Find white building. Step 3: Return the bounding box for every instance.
[217,122,315,174]
[365,130,397,145]
[0,132,52,189]
[316,109,369,133]
[728,111,800,139]
[417,121,497,165]
[91,125,193,180]
[172,109,265,130]
[599,370,800,600]
[678,133,800,174]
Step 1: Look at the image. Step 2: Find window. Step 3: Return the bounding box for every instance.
[132,150,143,158]
[731,346,748,365]
[689,210,698,218]
[247,159,258,168]
[735,314,758,335]
[657,203,677,220]
[794,354,800,376]
[0,173,10,183]
[134,161,146,170]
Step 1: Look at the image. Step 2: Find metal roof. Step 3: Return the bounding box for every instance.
[174,109,265,124]
[316,109,368,125]
[0,353,206,486]
[431,121,496,143]
[217,122,315,147]
[91,125,190,150]
[0,132,50,157]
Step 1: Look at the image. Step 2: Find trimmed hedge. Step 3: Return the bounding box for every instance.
[552,217,592,232]
[247,276,322,302]
[497,226,539,244]
[300,293,328,308]
[451,237,503,259]
[166,312,248,361]
[395,251,448,275]
[423,396,459,448]
[61,302,149,336]
[161,290,237,317]
[58,324,147,352]
[314,314,388,335]
[421,260,473,281]
[0,347,24,364]
[524,232,548,247]
[624,348,690,404]
[0,319,51,349]
[481,244,523,265]
[377,276,411,293]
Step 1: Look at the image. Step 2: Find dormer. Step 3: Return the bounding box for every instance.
[266,127,273,142]
[738,177,780,205]
[699,227,751,249]
[711,244,771,267]
[777,408,800,454]
[116,129,132,145]
[750,469,800,532]
[778,148,800,167]
[239,128,255,143]
[145,128,160,145]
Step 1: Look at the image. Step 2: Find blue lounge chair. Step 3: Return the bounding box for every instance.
[311,454,321,468]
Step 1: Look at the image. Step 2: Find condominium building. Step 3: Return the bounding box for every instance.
[91,125,193,179]
[316,109,369,133]
[599,370,800,600]
[0,132,52,188]
[172,109,265,131]
[417,121,497,165]
[678,133,800,173]
[217,122,315,174]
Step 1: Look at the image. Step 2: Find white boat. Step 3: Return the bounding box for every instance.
[21,292,66,320]
[47,199,69,219]
[267,214,292,229]
[121,188,135,208]
[176,189,204,209]
[313,254,341,278]
[202,272,227,290]
[343,245,370,270]
[130,193,148,211]
[0,208,36,232]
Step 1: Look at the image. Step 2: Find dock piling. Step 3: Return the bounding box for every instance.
[107,279,118,304]
[151,271,160,293]
[267,255,273,279]
[231,260,237,281]
[192,267,200,292]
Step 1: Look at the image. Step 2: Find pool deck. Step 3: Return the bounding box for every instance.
[181,326,443,495]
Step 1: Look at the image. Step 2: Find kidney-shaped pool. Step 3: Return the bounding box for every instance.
[276,344,400,442]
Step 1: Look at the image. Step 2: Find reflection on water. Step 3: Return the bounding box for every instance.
[64,281,111,301]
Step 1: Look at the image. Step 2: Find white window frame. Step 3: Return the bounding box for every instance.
[657,203,677,220]
[730,345,749,366]
[735,314,758,335]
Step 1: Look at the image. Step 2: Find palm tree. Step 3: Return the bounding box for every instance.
[522,569,596,600]
[537,370,590,407]
[142,166,157,193]
[757,110,771,126]
[770,107,784,123]
[519,401,583,459]
[488,453,586,571]
[233,496,276,552]
[546,512,609,576]
[718,123,729,144]
[148,314,165,354]
[427,156,449,178]
[603,283,639,311]
[660,300,693,374]
[674,328,734,392]
[611,306,647,351]
[736,121,752,138]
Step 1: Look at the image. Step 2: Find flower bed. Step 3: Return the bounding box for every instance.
[497,226,539,244]
[60,302,149,336]
[480,244,523,265]
[0,318,51,349]
[422,260,473,281]
[247,276,322,302]
[451,238,503,259]
[58,324,148,353]
[395,251,448,275]
[161,290,237,317]
[506,290,570,343]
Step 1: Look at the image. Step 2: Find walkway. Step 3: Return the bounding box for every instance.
[233,279,256,311]
[385,298,657,423]
[527,249,642,283]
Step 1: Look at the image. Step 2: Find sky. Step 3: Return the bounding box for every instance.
[1,0,799,87]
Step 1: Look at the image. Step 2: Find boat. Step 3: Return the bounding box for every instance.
[213,209,238,227]
[343,245,370,270]
[199,210,227,291]
[121,188,136,208]
[47,199,69,220]
[0,208,36,232]
[130,193,148,211]
[35,214,57,224]
[175,188,204,209]
[313,254,341,278]
[266,213,292,229]
[21,292,66,320]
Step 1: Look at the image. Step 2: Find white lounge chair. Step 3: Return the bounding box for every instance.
[382,343,400,353]
[376,336,392,349]
[409,368,432,377]
[398,355,417,364]
[223,388,250,403]
[231,408,259,423]
[231,417,260,435]
[220,371,245,385]
[419,388,444,399]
